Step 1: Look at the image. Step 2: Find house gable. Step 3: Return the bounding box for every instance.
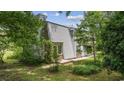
[47,21,76,59]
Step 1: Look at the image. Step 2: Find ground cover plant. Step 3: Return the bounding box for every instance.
[72,64,101,75]
[0,56,123,81]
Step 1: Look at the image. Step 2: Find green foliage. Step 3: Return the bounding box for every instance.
[0,11,43,64]
[58,11,71,16]
[42,40,54,63]
[102,12,124,72]
[19,39,56,66]
[85,46,92,54]
[0,12,42,46]
[0,43,7,63]
[42,40,59,64]
[20,45,42,66]
[48,65,59,73]
[73,64,101,75]
[0,62,123,80]
[75,12,106,62]
[20,57,42,66]
[42,40,59,71]
[0,37,9,63]
[75,12,104,45]
[103,56,124,72]
[6,46,22,59]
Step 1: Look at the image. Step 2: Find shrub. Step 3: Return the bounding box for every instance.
[42,40,54,64]
[72,64,101,75]
[73,59,102,68]
[42,40,59,64]
[52,44,59,63]
[103,56,124,72]
[48,64,59,73]
[20,57,42,66]
[20,45,42,66]
[20,40,59,66]
[47,44,59,72]
[6,47,22,59]
[101,12,124,72]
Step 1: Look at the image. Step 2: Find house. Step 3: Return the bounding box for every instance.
[46,21,87,59]
[38,14,87,60]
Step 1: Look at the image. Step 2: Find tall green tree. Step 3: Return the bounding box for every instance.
[75,12,105,62]
[0,12,42,46]
[0,12,43,63]
[102,12,124,71]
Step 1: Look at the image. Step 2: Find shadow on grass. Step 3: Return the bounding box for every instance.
[0,60,124,81]
[0,63,44,80]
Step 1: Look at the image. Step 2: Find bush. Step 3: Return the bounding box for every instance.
[20,40,59,66]
[20,57,42,66]
[48,64,59,73]
[20,45,42,66]
[72,64,101,75]
[6,48,22,59]
[101,12,124,72]
[103,56,124,72]
[42,40,54,64]
[42,40,59,64]
[73,59,102,68]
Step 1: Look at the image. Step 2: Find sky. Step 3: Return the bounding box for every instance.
[33,11,84,27]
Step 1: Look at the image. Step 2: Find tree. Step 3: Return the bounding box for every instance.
[0,34,9,63]
[0,12,43,63]
[58,11,71,16]
[75,12,105,62]
[102,12,124,71]
[0,12,42,46]
[0,20,10,63]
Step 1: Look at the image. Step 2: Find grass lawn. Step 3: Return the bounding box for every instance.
[0,57,124,81]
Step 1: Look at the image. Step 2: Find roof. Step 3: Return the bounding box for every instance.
[46,21,76,29]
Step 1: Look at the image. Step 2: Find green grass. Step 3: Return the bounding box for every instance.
[0,51,124,81]
[0,61,123,81]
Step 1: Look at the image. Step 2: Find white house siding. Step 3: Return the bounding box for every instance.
[47,22,76,59]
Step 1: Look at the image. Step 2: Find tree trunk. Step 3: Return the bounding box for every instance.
[92,41,96,62]
[92,34,96,62]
